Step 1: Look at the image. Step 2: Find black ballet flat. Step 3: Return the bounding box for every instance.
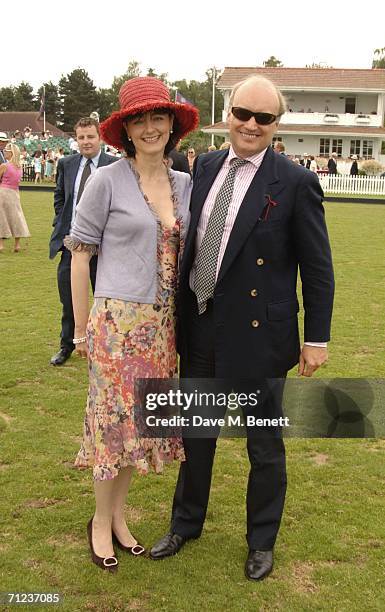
[87,519,118,572]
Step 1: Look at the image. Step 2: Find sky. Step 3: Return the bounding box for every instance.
[3,1,385,92]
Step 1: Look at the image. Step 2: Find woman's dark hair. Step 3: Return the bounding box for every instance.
[120,109,180,158]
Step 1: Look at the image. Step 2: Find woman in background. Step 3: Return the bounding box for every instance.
[187,146,196,172]
[33,150,42,184]
[0,143,30,253]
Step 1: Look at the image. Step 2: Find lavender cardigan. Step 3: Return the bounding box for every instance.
[67,158,191,304]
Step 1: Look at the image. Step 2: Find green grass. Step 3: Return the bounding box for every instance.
[0,194,385,611]
[325,193,385,200]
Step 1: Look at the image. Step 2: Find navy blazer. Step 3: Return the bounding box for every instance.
[49,151,117,259]
[178,147,335,378]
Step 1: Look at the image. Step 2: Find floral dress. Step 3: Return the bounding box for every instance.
[74,166,185,480]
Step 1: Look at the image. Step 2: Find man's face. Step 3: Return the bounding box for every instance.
[0,140,7,151]
[76,125,101,158]
[227,81,280,158]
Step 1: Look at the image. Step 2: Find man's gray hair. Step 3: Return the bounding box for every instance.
[228,75,287,117]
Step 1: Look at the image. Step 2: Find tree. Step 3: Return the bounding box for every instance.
[109,60,142,106]
[59,69,99,132]
[263,56,283,68]
[372,47,385,69]
[13,82,35,111]
[172,68,223,129]
[305,62,333,69]
[0,86,15,111]
[36,82,60,126]
[97,87,116,122]
[146,67,169,83]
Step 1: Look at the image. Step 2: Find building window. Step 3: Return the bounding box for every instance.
[381,141,385,155]
[362,140,373,159]
[319,138,330,156]
[332,139,342,157]
[345,97,356,113]
[298,138,304,142]
[350,140,361,156]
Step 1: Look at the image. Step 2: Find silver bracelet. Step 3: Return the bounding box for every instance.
[73,336,87,345]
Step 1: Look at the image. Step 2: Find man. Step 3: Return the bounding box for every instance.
[0,132,9,164]
[168,140,191,174]
[327,152,338,175]
[274,141,286,155]
[49,117,117,366]
[300,152,311,169]
[150,76,334,580]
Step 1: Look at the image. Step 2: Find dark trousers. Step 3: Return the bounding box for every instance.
[57,249,97,351]
[171,299,287,550]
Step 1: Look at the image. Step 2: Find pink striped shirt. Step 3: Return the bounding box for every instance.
[190,146,267,287]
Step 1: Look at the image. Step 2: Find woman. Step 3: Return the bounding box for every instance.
[65,77,198,571]
[33,150,42,184]
[0,143,30,253]
[350,154,359,176]
[44,148,55,181]
[187,147,196,172]
[309,155,318,173]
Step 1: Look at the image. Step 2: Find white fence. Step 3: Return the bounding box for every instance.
[319,175,385,195]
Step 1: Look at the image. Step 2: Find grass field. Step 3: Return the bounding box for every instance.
[0,193,384,612]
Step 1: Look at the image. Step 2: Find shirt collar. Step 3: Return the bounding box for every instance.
[227,145,268,169]
[82,150,101,167]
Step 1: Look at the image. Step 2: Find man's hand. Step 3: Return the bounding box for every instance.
[298,345,328,377]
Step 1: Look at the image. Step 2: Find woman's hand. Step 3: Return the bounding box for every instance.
[75,340,88,359]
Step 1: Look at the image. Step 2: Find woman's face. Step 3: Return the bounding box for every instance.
[188,149,195,157]
[4,147,12,160]
[124,110,173,157]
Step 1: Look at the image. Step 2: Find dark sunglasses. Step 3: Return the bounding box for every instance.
[231,107,279,125]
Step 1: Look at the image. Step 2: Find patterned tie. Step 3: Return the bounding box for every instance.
[76,158,92,204]
[194,158,247,314]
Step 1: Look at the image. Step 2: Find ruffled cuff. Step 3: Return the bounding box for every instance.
[63,235,98,256]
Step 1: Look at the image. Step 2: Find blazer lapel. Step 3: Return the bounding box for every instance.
[217,147,281,284]
[68,154,82,200]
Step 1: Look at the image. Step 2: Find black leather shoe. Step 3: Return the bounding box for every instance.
[245,549,273,581]
[150,532,187,560]
[50,348,72,366]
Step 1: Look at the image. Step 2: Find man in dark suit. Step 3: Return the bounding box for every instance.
[49,117,117,365]
[150,76,334,580]
[168,140,191,174]
[327,152,338,175]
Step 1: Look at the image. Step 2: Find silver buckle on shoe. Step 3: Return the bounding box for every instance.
[103,556,118,567]
[131,545,145,556]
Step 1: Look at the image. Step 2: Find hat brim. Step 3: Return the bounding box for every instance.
[100,102,199,149]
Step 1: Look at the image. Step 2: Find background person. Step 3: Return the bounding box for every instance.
[33,150,42,184]
[0,143,30,253]
[49,117,117,367]
[0,132,9,164]
[65,76,198,571]
[350,154,359,176]
[168,139,191,174]
[327,152,337,175]
[187,147,196,172]
[309,155,318,173]
[274,141,286,155]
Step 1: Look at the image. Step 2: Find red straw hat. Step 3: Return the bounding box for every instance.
[100,77,199,149]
